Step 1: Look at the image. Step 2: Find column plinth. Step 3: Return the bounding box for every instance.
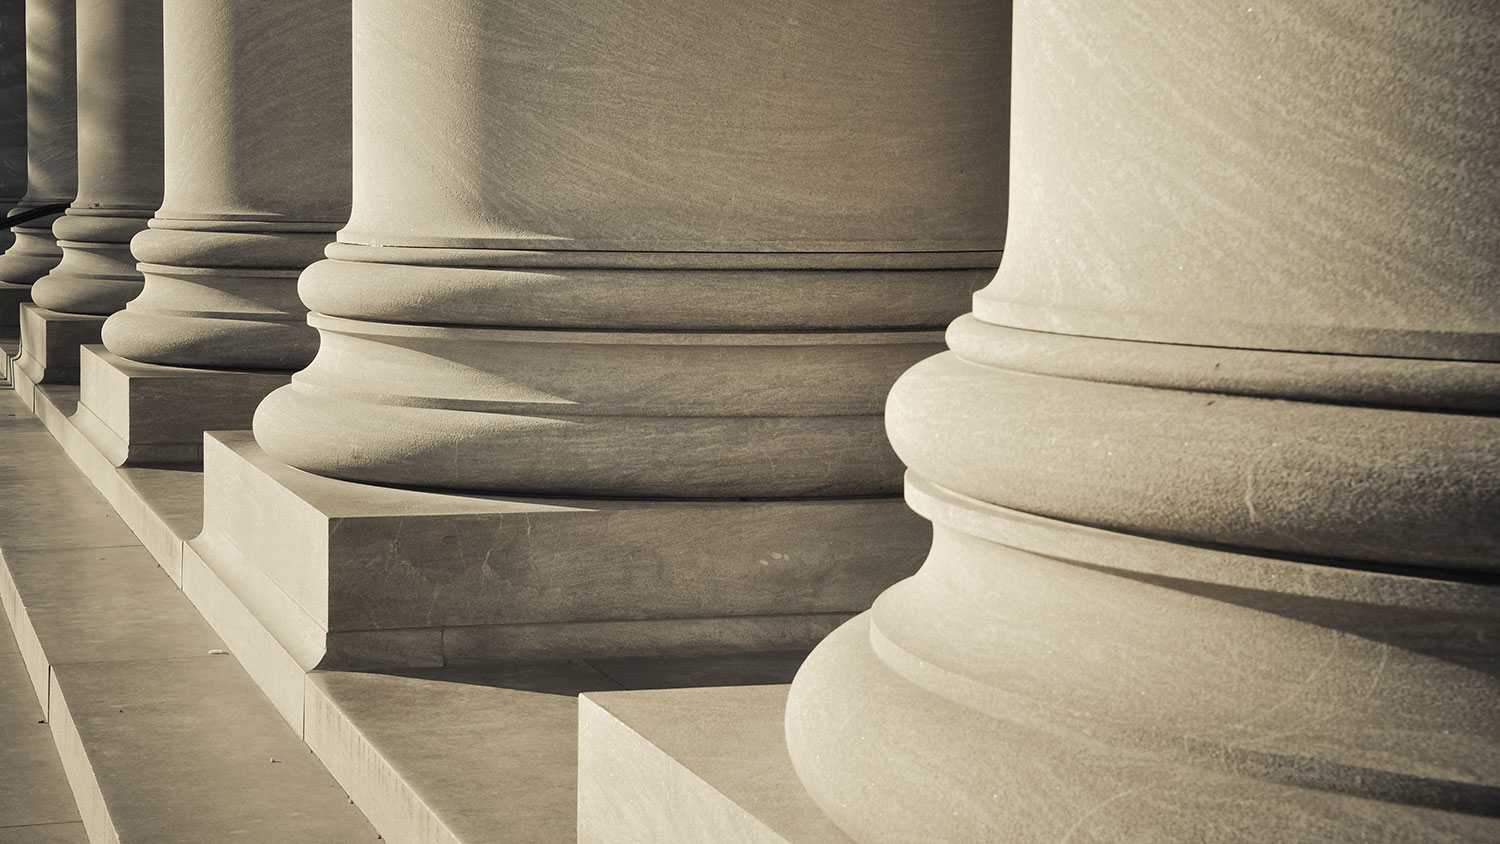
[0,0,75,312]
[77,0,350,465]
[784,1,1500,841]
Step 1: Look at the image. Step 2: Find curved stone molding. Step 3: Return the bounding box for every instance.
[788,502,1500,842]
[256,310,942,498]
[785,1,1500,841]
[99,0,350,370]
[254,0,1007,498]
[29,0,162,316]
[0,0,75,290]
[0,3,26,255]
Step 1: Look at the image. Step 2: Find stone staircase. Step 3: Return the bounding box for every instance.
[0,379,815,844]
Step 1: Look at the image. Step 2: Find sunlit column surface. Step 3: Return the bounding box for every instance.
[100,0,350,370]
[29,0,162,316]
[254,0,1006,499]
[784,1,1500,841]
[0,0,74,291]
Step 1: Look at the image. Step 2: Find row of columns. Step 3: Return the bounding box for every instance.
[1,1,1494,841]
[1,0,348,463]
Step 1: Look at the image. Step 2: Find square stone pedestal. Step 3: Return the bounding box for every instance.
[71,345,291,466]
[13,303,105,395]
[188,431,929,678]
[578,685,850,844]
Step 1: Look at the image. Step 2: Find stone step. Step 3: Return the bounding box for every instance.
[0,388,380,844]
[5,382,818,844]
[306,653,810,844]
[579,684,850,844]
[0,603,87,843]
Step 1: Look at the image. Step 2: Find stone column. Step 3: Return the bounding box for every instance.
[784,2,1500,842]
[72,0,350,465]
[194,0,1004,674]
[0,4,27,258]
[14,0,161,387]
[0,0,73,328]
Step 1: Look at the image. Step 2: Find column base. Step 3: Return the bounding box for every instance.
[192,430,929,677]
[14,303,105,391]
[0,280,29,326]
[72,345,290,467]
[579,685,853,844]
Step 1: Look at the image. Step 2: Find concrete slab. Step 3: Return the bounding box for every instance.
[579,685,852,844]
